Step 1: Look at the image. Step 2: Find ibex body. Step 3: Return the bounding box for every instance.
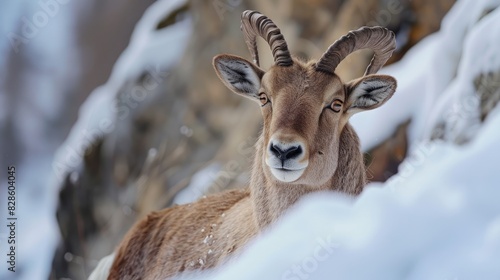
[94,10,397,280]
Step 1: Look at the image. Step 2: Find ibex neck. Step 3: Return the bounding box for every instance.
[250,124,366,230]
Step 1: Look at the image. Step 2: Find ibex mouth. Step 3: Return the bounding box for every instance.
[269,167,306,183]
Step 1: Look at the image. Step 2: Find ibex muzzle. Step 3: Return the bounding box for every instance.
[266,132,308,182]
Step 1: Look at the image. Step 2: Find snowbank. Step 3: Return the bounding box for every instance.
[351,0,500,151]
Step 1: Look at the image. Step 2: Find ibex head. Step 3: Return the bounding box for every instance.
[213,11,397,185]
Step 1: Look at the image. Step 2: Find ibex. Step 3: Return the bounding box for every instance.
[91,10,397,280]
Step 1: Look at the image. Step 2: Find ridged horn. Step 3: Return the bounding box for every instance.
[315,26,396,75]
[241,10,293,67]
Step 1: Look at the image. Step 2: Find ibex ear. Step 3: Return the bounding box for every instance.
[345,74,397,115]
[213,54,265,100]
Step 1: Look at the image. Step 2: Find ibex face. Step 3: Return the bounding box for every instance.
[214,11,397,185]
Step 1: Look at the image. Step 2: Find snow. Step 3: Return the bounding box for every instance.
[177,1,500,279]
[0,0,27,64]
[111,0,192,82]
[0,1,79,279]
[52,0,192,183]
[351,0,500,151]
[423,7,500,143]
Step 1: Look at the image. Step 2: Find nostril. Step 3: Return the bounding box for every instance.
[270,143,283,158]
[284,146,302,160]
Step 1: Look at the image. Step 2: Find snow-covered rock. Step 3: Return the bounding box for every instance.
[52,0,192,183]
[351,0,500,151]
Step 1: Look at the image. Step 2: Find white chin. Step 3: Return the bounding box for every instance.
[270,168,305,183]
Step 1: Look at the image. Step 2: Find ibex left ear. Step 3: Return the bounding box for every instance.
[213,54,265,100]
[345,74,397,115]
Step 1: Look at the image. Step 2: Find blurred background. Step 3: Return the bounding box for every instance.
[1,0,500,279]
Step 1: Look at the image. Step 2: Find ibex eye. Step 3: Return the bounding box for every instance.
[259,93,269,106]
[330,99,343,113]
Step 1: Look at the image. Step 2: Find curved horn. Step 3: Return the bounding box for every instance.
[315,26,396,75]
[241,10,293,67]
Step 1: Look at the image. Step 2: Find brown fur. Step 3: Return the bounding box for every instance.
[107,57,380,279]
[108,189,255,279]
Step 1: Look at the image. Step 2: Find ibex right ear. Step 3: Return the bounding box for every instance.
[213,54,265,100]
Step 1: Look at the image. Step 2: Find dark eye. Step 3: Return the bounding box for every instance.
[330,99,343,113]
[259,93,269,106]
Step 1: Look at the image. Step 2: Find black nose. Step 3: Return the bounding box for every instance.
[270,143,303,161]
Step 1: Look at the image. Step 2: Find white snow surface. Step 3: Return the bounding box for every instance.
[179,1,500,279]
[52,0,192,183]
[423,6,500,143]
[351,0,500,151]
